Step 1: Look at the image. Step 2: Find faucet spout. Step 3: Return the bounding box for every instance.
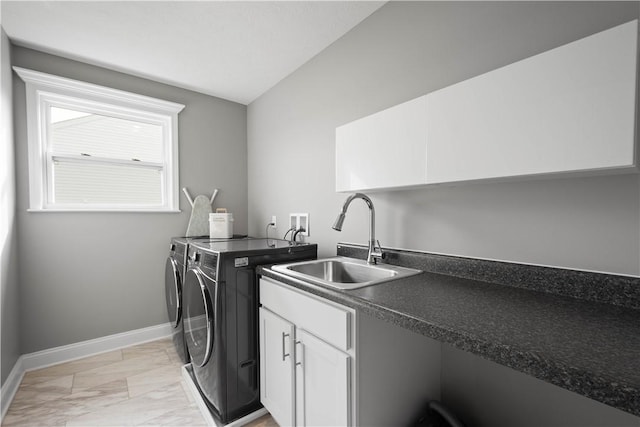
[332,193,384,264]
[332,212,346,231]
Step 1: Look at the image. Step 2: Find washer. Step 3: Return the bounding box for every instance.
[183,238,317,424]
[165,237,190,364]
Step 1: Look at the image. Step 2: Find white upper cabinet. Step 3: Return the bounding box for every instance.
[336,95,428,192]
[425,19,638,184]
[335,20,638,192]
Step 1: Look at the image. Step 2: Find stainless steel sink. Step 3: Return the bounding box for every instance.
[271,257,421,290]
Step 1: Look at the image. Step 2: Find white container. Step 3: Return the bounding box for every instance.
[209,209,234,238]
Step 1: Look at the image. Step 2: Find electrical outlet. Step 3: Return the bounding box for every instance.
[270,215,277,229]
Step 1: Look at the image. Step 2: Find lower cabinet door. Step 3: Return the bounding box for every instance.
[295,329,351,426]
[259,307,295,426]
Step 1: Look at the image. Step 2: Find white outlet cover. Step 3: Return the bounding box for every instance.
[289,212,309,237]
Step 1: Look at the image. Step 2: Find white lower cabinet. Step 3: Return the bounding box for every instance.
[259,277,442,426]
[259,277,353,427]
[259,308,351,427]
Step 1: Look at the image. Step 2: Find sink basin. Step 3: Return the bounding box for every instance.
[271,257,421,290]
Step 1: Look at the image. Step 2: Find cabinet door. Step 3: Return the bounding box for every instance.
[425,20,638,184]
[259,308,295,426]
[335,95,428,192]
[295,329,351,426]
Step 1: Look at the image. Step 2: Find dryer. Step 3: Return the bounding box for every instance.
[183,238,317,424]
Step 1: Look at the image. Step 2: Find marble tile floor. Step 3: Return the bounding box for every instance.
[3,338,277,427]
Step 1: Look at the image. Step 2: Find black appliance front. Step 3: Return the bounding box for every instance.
[165,238,189,364]
[165,235,252,365]
[183,239,317,424]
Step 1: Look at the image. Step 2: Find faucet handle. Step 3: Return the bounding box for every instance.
[371,240,385,262]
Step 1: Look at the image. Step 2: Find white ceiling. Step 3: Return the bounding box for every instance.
[1,1,385,105]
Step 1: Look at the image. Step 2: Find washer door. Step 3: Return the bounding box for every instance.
[184,268,215,367]
[164,257,181,328]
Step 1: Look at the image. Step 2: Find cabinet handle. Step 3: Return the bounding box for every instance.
[295,340,302,367]
[282,332,290,361]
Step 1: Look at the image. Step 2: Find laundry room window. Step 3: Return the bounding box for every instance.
[14,67,185,212]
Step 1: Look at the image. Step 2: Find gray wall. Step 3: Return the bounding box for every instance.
[1,28,20,386]
[247,1,640,424]
[247,1,640,276]
[12,46,247,354]
[441,344,640,426]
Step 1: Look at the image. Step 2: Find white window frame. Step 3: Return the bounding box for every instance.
[13,67,185,212]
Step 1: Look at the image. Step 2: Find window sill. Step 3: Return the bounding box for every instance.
[27,208,182,213]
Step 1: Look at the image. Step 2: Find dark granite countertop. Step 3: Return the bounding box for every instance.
[257,245,640,417]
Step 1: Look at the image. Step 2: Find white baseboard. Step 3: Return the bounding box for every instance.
[1,357,24,419]
[1,322,172,421]
[21,323,172,372]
